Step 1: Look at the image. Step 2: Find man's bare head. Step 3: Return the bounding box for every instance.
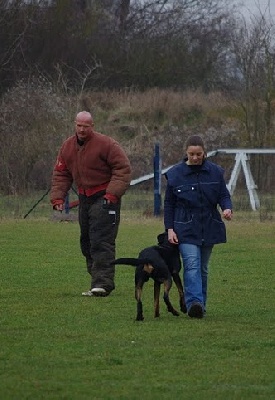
[75,111,94,142]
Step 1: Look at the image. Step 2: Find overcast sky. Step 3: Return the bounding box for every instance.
[238,0,275,20]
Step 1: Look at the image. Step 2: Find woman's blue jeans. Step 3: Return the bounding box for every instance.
[179,243,213,312]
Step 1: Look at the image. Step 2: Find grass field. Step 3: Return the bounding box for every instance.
[0,216,274,399]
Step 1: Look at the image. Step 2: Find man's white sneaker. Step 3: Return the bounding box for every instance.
[81,289,93,296]
[91,288,108,297]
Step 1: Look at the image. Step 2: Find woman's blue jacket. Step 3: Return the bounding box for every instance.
[164,159,232,246]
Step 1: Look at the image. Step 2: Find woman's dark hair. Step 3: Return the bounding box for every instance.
[184,135,206,151]
[184,135,207,159]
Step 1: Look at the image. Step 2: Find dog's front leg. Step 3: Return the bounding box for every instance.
[163,279,180,316]
[135,284,144,321]
[172,273,187,314]
[154,281,161,317]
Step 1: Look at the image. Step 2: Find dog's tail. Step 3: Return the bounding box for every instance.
[112,257,152,266]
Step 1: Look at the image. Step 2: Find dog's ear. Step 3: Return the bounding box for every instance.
[157,232,167,245]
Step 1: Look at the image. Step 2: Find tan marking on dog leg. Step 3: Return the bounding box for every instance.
[143,263,154,274]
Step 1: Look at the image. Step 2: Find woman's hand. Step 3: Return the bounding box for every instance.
[168,228,179,244]
[223,209,232,220]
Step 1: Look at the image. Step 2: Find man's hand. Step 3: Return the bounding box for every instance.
[53,203,63,211]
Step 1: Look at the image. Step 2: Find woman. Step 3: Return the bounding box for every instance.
[164,135,232,318]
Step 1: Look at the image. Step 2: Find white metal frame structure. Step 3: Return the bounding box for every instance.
[130,148,275,211]
[207,149,275,211]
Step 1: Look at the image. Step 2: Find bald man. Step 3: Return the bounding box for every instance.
[51,111,131,297]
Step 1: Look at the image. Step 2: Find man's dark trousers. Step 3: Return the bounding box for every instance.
[78,193,121,294]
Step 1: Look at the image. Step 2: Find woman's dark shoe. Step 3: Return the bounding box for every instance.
[188,302,204,318]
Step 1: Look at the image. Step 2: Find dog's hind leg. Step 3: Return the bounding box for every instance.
[172,273,187,314]
[135,283,144,321]
[163,279,180,316]
[154,281,161,317]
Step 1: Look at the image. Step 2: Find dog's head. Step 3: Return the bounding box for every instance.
[157,232,167,245]
[157,232,177,250]
[156,232,181,274]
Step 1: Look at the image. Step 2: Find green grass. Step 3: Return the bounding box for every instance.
[0,218,274,399]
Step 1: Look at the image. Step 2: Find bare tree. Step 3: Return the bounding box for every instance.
[229,11,275,188]
[230,14,275,146]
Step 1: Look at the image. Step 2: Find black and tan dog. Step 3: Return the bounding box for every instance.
[113,232,187,321]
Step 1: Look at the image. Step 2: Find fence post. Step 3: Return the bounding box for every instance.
[154,143,162,216]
